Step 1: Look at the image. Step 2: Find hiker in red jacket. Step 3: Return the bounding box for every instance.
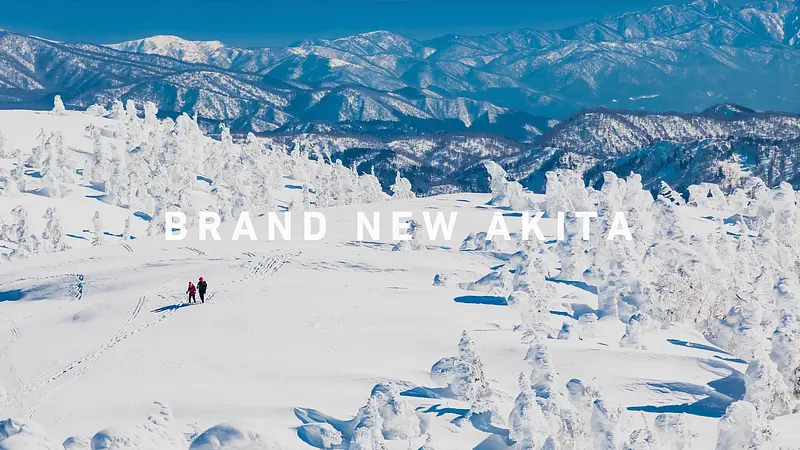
[187,281,197,304]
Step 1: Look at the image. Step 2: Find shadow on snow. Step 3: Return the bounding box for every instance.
[454,295,508,306]
[627,359,745,418]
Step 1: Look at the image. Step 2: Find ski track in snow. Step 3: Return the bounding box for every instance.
[14,251,297,417]
[1,312,22,342]
[23,294,151,418]
[120,242,133,253]
[1,312,26,409]
[183,246,205,256]
[240,251,295,281]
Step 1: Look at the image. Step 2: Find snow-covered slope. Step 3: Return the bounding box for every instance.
[2,108,800,449]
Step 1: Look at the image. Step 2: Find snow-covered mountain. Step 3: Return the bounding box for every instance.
[107,35,237,66]
[511,105,800,193]
[256,104,800,196]
[1,0,800,133]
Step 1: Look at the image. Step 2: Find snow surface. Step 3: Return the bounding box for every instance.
[0,109,799,449]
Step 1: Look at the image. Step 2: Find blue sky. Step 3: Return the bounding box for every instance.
[3,0,691,47]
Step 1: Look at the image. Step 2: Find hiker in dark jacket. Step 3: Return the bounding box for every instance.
[198,277,208,303]
[187,281,197,304]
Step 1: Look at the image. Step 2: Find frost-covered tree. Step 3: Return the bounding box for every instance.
[40,153,64,197]
[715,401,774,450]
[418,433,437,450]
[771,309,800,398]
[460,266,514,295]
[52,95,67,116]
[0,130,6,158]
[125,99,138,121]
[591,397,622,450]
[42,207,69,253]
[252,179,274,216]
[555,220,584,282]
[508,373,549,449]
[707,302,769,361]
[542,436,559,450]
[653,413,696,450]
[619,313,657,350]
[368,383,422,440]
[525,341,554,392]
[86,103,108,117]
[544,171,573,218]
[391,220,423,252]
[484,161,511,205]
[456,331,489,401]
[358,168,386,203]
[566,378,599,423]
[6,205,34,259]
[12,149,26,193]
[349,395,387,450]
[144,101,159,124]
[430,331,492,409]
[122,217,132,241]
[109,100,126,120]
[657,181,684,206]
[743,354,793,419]
[389,172,415,200]
[302,184,312,210]
[27,128,47,168]
[557,322,579,340]
[642,242,714,328]
[92,211,105,246]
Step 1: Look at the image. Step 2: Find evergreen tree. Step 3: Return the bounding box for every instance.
[92,211,105,246]
[52,95,67,116]
[42,207,69,253]
[122,217,132,241]
[508,373,549,449]
[389,171,415,200]
[715,401,774,450]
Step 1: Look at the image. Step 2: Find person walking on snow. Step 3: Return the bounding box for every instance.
[187,281,197,304]
[198,277,207,303]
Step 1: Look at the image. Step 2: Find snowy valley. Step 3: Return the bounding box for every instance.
[0,99,800,450]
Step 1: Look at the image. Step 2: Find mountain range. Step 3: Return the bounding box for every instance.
[2,0,800,194]
[265,104,800,195]
[0,0,798,137]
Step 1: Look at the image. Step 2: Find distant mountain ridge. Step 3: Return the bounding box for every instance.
[0,0,799,136]
[275,104,800,196]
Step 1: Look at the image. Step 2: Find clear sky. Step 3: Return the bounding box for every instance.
[3,0,693,48]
